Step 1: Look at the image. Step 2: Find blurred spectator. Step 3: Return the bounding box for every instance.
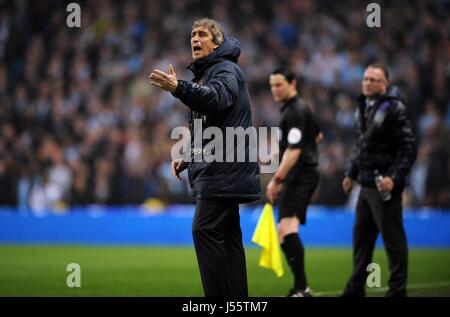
[0,0,448,210]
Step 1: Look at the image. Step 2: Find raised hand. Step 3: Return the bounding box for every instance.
[149,64,178,92]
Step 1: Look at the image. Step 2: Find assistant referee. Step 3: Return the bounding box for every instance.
[266,68,322,297]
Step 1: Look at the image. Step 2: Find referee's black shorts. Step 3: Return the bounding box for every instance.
[278,166,319,224]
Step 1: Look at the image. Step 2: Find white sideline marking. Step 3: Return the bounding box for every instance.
[313,281,450,296]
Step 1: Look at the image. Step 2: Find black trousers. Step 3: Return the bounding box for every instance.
[344,187,408,296]
[192,198,248,297]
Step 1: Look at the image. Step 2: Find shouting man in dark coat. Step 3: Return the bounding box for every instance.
[149,18,261,297]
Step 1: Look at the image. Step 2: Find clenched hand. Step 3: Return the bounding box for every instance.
[171,158,188,181]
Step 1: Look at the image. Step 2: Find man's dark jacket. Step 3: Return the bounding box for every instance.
[172,37,261,203]
[345,86,417,191]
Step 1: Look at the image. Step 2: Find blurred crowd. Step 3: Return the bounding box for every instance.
[0,0,449,212]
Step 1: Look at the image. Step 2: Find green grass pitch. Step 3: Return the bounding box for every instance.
[0,245,449,296]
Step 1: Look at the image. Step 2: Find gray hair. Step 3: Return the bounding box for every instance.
[192,18,225,46]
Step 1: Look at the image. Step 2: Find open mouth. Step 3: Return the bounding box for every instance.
[193,45,201,52]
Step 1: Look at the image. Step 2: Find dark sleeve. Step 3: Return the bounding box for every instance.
[172,68,238,115]
[346,140,361,180]
[345,111,361,180]
[387,102,417,185]
[285,109,307,150]
[314,120,322,134]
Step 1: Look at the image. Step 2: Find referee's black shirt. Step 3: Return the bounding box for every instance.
[279,96,320,183]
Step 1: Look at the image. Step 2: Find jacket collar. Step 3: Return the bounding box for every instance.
[357,86,403,107]
[187,37,241,78]
[280,95,298,113]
